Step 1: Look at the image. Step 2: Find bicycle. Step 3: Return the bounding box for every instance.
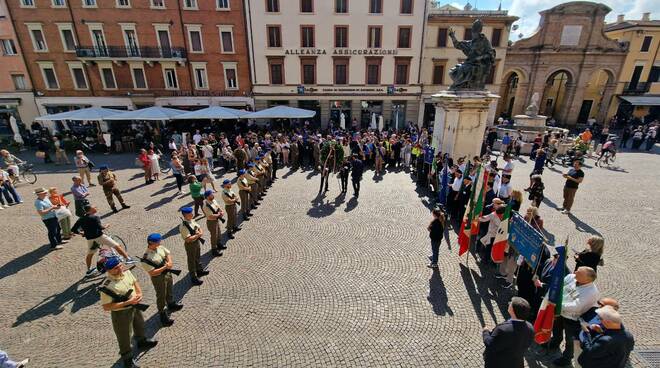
[92,234,136,274]
[159,157,171,174]
[10,162,37,185]
[596,150,616,167]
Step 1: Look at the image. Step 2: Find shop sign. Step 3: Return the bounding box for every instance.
[284,48,399,56]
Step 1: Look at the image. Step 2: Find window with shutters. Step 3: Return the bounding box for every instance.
[365,58,381,85]
[183,0,197,9]
[164,68,178,89]
[116,0,130,8]
[394,58,410,84]
[334,58,349,85]
[491,28,502,47]
[101,66,117,89]
[268,57,284,84]
[301,58,316,84]
[27,24,48,52]
[335,0,347,13]
[12,75,28,90]
[369,0,382,14]
[187,26,203,53]
[398,26,411,48]
[216,0,229,10]
[267,26,282,48]
[69,65,88,90]
[368,26,381,48]
[223,63,238,89]
[641,36,652,52]
[42,67,59,89]
[335,26,348,48]
[218,26,235,53]
[432,64,444,85]
[1,40,17,55]
[400,0,412,14]
[192,64,208,89]
[300,0,313,13]
[301,26,315,48]
[266,0,279,12]
[437,28,447,47]
[131,67,148,89]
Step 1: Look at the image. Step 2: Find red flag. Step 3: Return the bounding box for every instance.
[533,301,556,344]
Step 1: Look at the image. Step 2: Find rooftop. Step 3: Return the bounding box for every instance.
[429,2,516,19]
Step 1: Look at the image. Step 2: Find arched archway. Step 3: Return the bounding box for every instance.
[542,70,572,123]
[577,69,614,123]
[500,72,519,118]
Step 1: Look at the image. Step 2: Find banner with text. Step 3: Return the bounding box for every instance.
[508,212,545,269]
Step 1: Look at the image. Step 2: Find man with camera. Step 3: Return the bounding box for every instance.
[139,233,183,327]
[99,256,157,368]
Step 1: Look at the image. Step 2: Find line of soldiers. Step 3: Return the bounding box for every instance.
[98,150,276,368]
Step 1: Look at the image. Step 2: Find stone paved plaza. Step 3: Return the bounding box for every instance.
[0,147,658,367]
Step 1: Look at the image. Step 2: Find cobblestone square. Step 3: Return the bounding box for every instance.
[0,148,658,367]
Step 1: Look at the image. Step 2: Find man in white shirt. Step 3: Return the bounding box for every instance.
[193,130,202,145]
[502,154,514,175]
[549,266,600,366]
[200,140,214,171]
[493,174,513,202]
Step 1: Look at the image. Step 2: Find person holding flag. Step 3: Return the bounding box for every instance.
[491,201,515,286]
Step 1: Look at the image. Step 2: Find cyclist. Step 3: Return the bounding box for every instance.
[71,204,136,277]
[596,138,617,167]
[1,149,24,182]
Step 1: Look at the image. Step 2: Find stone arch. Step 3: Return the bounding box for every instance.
[581,68,616,123]
[541,69,573,122]
[496,67,530,119]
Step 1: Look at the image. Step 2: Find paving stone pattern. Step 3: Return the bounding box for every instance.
[0,148,658,367]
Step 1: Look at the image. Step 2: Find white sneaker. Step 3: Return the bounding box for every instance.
[85,267,98,277]
[561,209,570,214]
[52,245,64,250]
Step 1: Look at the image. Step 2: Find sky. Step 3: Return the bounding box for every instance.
[439,0,659,40]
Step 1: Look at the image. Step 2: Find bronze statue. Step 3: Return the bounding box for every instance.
[448,19,496,90]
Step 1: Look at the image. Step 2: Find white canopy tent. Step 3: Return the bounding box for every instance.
[172,106,250,120]
[104,106,186,121]
[242,105,316,119]
[34,110,77,121]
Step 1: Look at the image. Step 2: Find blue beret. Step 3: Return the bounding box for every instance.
[104,256,121,270]
[99,165,109,170]
[203,190,214,198]
[180,206,193,214]
[147,233,162,243]
[238,169,246,175]
[222,179,231,186]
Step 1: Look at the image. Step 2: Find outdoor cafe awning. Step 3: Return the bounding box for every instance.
[172,106,250,120]
[242,105,316,119]
[619,96,660,106]
[104,106,187,121]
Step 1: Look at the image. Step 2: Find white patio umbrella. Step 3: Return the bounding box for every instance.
[104,106,186,121]
[370,113,377,130]
[242,105,316,119]
[58,107,125,121]
[34,110,76,121]
[378,115,384,131]
[173,106,249,120]
[340,113,346,130]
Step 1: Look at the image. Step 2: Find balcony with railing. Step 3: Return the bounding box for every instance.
[622,82,650,95]
[75,46,187,62]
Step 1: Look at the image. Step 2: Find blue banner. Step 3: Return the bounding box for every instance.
[508,212,545,269]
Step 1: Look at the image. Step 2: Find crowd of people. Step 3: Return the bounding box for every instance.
[1,114,651,368]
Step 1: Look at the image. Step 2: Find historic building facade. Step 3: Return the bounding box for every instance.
[498,2,627,126]
[604,14,660,122]
[244,0,427,128]
[419,3,517,127]
[5,0,252,130]
[0,0,39,136]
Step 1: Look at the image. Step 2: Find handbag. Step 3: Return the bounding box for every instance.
[55,207,72,220]
[36,151,46,159]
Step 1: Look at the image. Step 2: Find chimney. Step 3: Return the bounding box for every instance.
[642,12,650,21]
[617,14,624,23]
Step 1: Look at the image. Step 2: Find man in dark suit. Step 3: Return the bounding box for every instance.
[350,154,364,197]
[577,306,635,368]
[482,297,534,368]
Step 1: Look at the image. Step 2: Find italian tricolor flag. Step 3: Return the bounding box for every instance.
[490,203,512,263]
[458,165,487,256]
[534,245,567,344]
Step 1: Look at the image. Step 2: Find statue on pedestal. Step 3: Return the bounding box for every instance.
[525,93,540,116]
[448,19,496,90]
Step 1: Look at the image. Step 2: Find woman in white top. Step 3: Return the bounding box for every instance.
[194,158,216,192]
[148,149,161,181]
[281,136,290,166]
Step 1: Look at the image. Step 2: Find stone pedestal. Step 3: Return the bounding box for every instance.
[431,90,499,159]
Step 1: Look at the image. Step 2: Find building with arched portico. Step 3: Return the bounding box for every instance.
[497,2,627,126]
